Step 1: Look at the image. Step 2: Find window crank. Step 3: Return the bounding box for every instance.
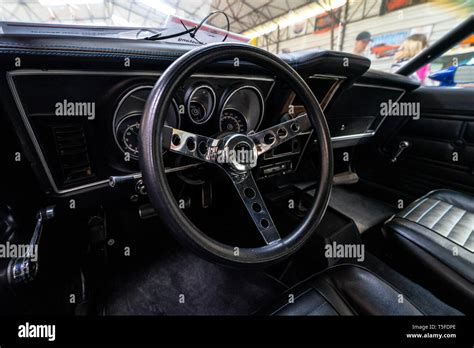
[1,206,55,288]
[391,140,410,163]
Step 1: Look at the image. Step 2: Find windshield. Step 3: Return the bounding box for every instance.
[1,0,473,82]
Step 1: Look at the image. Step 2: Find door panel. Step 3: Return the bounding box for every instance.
[388,116,472,169]
[355,87,474,200]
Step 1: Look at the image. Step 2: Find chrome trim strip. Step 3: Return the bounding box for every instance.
[331,132,375,142]
[7,69,275,195]
[353,82,406,92]
[289,74,345,112]
[321,79,344,111]
[7,72,63,194]
[292,75,344,172]
[282,74,347,172]
[309,74,347,80]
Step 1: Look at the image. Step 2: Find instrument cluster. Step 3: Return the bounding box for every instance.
[113,82,265,160]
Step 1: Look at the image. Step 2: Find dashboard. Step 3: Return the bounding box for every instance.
[0,38,419,198]
[7,70,274,194]
[6,68,414,197]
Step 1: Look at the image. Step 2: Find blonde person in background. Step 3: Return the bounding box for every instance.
[391,33,434,85]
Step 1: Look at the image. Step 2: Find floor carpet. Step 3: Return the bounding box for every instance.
[105,248,286,316]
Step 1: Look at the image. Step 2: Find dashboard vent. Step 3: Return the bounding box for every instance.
[52,124,94,186]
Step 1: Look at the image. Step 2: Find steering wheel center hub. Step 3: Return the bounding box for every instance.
[220,133,258,173]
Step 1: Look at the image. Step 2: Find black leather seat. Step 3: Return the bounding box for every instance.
[383,189,473,314]
[266,264,424,315]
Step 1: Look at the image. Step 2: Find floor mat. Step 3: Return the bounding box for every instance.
[326,186,397,233]
[104,249,286,316]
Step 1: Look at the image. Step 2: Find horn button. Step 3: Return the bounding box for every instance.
[219,134,258,173]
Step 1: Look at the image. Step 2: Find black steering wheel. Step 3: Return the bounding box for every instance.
[140,42,333,267]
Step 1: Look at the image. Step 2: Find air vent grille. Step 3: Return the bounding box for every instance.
[52,124,94,186]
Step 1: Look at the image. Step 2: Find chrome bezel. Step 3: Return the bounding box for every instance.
[219,85,265,133]
[114,112,142,160]
[186,85,217,125]
[112,85,180,160]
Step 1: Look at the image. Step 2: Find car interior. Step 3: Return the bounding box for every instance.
[0,12,472,319]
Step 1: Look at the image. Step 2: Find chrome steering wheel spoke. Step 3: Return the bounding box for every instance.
[250,113,311,156]
[163,125,221,165]
[228,171,281,245]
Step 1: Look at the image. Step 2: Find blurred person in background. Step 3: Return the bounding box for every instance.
[391,33,433,85]
[353,31,372,57]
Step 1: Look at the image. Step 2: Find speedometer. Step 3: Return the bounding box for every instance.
[219,85,264,133]
[219,108,247,133]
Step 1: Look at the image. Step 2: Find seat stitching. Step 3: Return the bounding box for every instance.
[445,210,467,241]
[402,197,429,218]
[435,195,474,214]
[415,200,441,223]
[426,198,473,248]
[430,204,453,229]
[393,217,472,253]
[456,229,473,248]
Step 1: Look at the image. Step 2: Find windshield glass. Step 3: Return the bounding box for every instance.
[1,0,473,82]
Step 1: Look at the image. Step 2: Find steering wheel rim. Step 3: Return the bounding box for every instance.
[140,42,333,267]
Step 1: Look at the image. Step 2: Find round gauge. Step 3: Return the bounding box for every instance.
[116,114,141,158]
[219,85,264,133]
[187,85,216,124]
[123,122,140,155]
[113,86,180,159]
[220,108,248,133]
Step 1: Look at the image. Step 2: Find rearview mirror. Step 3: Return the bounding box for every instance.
[454,65,474,84]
